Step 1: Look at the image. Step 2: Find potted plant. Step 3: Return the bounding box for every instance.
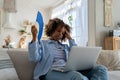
[68,15,73,26]
[117,22,120,28]
[19,29,27,35]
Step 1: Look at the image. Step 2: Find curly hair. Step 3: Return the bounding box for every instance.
[44,18,72,41]
[45,18,64,36]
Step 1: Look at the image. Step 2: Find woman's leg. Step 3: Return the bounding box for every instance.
[86,65,108,80]
[45,70,88,80]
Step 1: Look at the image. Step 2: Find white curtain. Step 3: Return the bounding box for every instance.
[52,0,88,46]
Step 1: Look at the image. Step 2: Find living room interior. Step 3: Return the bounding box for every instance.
[0,0,119,49]
[0,0,120,80]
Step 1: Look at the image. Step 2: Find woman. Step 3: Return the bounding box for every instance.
[28,18,108,80]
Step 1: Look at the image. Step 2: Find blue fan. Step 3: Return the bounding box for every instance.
[36,11,44,42]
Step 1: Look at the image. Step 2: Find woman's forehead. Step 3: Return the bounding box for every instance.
[56,26,66,31]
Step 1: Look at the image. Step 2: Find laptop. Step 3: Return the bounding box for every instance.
[52,46,102,72]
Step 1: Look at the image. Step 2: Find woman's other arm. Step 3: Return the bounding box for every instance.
[65,31,77,47]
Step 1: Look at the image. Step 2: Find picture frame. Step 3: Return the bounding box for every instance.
[104,0,113,27]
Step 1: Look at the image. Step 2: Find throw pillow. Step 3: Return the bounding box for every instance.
[7,49,36,80]
[97,50,120,71]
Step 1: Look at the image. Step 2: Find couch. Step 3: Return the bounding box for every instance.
[0,48,120,80]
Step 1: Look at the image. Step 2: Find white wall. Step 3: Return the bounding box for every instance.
[96,0,120,48]
[0,0,51,48]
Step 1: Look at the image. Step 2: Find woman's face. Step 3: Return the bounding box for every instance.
[51,26,66,41]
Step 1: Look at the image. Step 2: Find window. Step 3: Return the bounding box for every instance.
[52,0,88,46]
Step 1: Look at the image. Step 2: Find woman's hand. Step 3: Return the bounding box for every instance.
[31,25,38,42]
[65,31,72,40]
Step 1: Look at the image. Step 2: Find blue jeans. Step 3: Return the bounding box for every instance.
[45,65,108,80]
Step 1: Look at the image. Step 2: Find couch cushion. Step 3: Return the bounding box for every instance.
[0,49,20,80]
[7,49,36,80]
[97,50,120,70]
[109,71,120,80]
